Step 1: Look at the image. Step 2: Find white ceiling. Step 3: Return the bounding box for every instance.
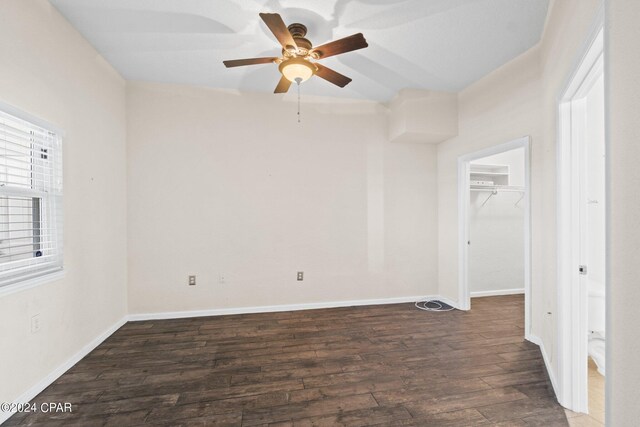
[51,0,549,102]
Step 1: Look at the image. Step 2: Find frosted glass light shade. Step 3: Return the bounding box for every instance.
[279,58,316,82]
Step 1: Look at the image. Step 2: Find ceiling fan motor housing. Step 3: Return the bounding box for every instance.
[287,23,307,38]
[285,23,313,56]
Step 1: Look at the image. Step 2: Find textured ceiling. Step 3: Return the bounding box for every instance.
[51,0,549,102]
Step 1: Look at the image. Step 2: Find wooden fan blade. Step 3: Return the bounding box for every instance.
[259,13,297,49]
[311,33,368,59]
[274,76,292,93]
[223,57,277,68]
[315,64,352,88]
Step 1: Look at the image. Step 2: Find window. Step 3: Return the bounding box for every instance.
[0,108,63,288]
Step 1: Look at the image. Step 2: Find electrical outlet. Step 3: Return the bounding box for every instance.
[297,271,304,281]
[188,275,196,286]
[218,274,225,284]
[30,314,41,334]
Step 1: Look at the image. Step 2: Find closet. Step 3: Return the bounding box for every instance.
[468,148,525,296]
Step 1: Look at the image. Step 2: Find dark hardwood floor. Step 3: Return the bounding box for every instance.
[6,295,568,426]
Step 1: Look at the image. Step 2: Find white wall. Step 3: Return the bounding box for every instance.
[126,82,438,314]
[606,0,640,424]
[437,0,602,388]
[469,149,525,295]
[0,0,127,406]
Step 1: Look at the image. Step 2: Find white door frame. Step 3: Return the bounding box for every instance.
[457,136,532,339]
[556,22,604,413]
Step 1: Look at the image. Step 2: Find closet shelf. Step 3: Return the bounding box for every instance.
[470,172,509,176]
[470,185,525,192]
[470,163,510,187]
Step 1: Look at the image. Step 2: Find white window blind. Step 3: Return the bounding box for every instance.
[0,108,63,288]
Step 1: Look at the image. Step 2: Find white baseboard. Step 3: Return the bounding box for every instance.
[0,316,128,425]
[129,295,449,321]
[471,288,525,298]
[526,333,559,398]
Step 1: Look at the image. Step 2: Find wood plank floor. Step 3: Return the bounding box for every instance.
[6,295,568,426]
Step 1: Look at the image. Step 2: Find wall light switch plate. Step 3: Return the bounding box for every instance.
[31,314,41,334]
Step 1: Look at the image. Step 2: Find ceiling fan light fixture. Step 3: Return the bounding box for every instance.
[279,57,317,83]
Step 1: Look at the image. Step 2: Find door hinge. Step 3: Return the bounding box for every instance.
[579,265,587,275]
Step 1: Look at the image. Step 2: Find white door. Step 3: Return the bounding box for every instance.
[581,74,606,371]
[557,26,605,412]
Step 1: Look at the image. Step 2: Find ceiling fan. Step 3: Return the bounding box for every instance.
[223,13,368,93]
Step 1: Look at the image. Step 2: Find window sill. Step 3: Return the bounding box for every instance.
[0,270,65,298]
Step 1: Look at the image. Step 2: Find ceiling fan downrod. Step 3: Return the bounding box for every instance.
[296,77,302,123]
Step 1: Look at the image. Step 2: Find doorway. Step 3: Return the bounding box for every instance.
[457,136,531,338]
[557,26,605,418]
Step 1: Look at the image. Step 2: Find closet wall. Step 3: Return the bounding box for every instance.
[469,148,525,295]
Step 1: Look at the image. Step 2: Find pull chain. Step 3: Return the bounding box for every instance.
[295,77,302,123]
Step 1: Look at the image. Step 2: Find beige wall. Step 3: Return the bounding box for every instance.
[606,0,640,424]
[437,0,602,384]
[0,0,127,404]
[437,46,542,302]
[126,82,438,314]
